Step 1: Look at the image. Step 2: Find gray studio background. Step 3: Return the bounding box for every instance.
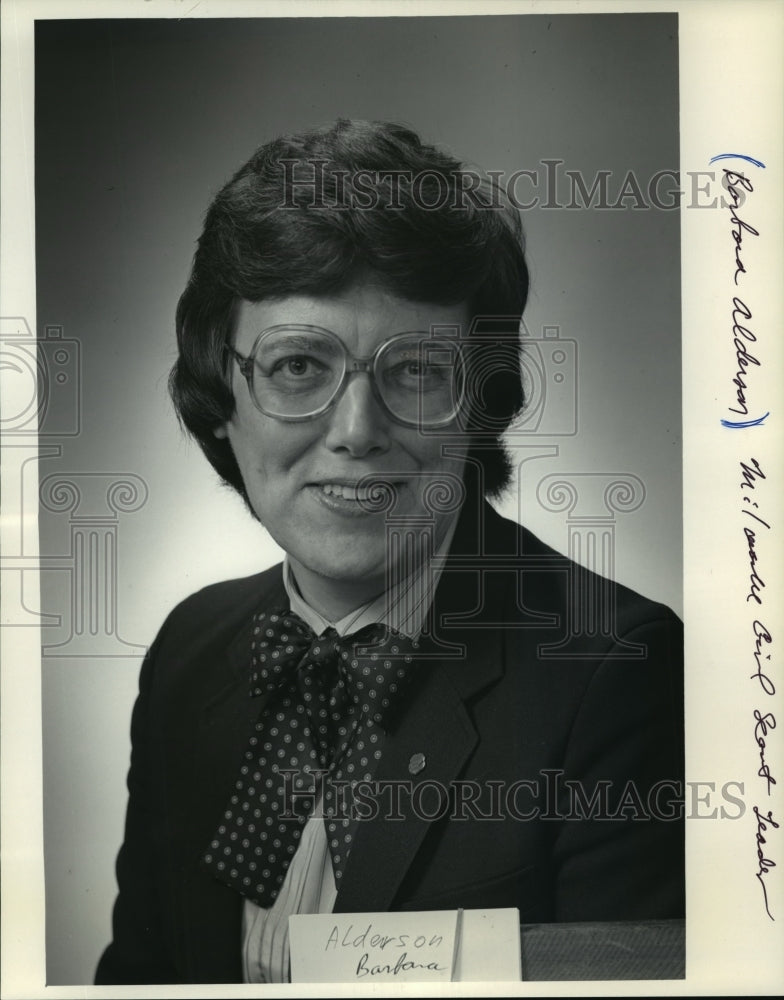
[34,14,681,984]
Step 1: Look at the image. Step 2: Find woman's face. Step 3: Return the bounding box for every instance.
[216,283,470,616]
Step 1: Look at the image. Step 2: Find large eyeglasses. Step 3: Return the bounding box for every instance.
[226,324,465,427]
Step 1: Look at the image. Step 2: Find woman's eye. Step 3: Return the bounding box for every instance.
[273,355,316,376]
[405,361,446,381]
[393,360,426,378]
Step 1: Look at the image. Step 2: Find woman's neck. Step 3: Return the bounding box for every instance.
[287,558,386,622]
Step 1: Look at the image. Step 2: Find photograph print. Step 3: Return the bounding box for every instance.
[30,10,684,986]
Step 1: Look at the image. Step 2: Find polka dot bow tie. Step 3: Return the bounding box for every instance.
[202,607,418,908]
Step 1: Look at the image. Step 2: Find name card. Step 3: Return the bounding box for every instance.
[289,908,521,983]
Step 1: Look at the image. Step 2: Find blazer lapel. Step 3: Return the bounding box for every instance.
[334,559,507,913]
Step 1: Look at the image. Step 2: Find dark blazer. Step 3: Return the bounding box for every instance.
[96,501,684,984]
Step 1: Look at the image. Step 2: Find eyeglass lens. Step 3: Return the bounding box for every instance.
[249,328,462,424]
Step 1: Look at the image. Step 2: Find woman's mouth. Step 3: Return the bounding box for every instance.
[319,483,373,501]
[308,479,406,516]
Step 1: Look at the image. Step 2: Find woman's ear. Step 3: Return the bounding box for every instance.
[213,424,228,440]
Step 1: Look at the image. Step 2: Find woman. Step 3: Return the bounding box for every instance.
[96,119,684,984]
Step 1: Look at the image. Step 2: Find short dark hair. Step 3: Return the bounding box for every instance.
[170,119,529,501]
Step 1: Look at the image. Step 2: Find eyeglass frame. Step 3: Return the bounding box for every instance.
[224,323,466,428]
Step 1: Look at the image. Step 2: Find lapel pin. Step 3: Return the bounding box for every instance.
[408,752,426,775]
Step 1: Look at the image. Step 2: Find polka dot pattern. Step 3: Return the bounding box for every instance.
[202,607,418,907]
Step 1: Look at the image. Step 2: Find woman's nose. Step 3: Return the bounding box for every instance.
[323,372,391,457]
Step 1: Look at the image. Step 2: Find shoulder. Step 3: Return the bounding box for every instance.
[133,562,286,709]
[482,501,681,634]
[473,503,683,718]
[151,562,285,654]
[170,562,284,619]
[479,506,684,771]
